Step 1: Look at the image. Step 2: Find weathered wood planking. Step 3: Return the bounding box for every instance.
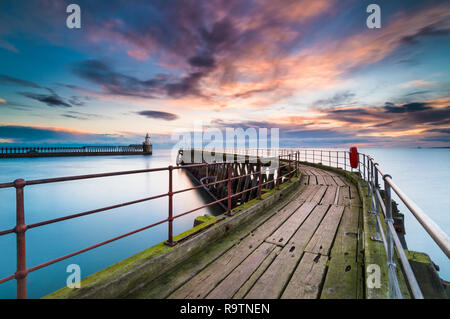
[266,201,316,246]
[333,176,347,187]
[169,186,307,298]
[304,205,345,256]
[321,205,361,299]
[320,186,338,205]
[316,175,326,185]
[281,252,328,299]
[206,242,277,299]
[233,246,282,299]
[245,204,329,299]
[337,186,350,206]
[305,185,327,203]
[324,175,337,186]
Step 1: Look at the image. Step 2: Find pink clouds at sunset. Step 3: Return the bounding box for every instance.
[0,0,449,147]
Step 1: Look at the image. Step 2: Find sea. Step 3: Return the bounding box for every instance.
[0,147,448,298]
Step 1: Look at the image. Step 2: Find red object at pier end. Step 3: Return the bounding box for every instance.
[349,147,359,169]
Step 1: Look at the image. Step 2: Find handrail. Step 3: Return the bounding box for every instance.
[0,151,298,298]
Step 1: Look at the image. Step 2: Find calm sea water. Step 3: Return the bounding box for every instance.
[0,148,448,298]
[0,148,223,298]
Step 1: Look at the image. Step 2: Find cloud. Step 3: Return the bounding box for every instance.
[384,102,432,113]
[0,98,6,104]
[399,80,436,88]
[72,59,210,99]
[19,91,72,108]
[136,110,179,121]
[0,74,41,88]
[313,91,356,108]
[400,20,450,45]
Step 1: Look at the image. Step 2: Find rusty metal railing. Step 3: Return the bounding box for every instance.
[0,152,298,299]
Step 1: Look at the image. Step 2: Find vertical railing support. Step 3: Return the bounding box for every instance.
[344,151,346,171]
[227,164,232,215]
[276,155,281,190]
[165,166,175,246]
[288,153,292,182]
[257,160,262,200]
[374,163,379,188]
[367,157,371,197]
[384,175,402,298]
[14,178,27,299]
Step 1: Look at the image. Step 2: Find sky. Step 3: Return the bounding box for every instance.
[0,0,449,147]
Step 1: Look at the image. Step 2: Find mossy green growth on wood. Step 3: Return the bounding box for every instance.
[44,213,219,299]
[44,177,298,299]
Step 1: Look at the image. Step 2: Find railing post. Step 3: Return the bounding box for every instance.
[227,164,232,215]
[384,174,401,298]
[367,157,371,197]
[277,155,281,190]
[14,179,27,299]
[288,153,292,182]
[257,160,262,200]
[374,163,379,188]
[344,151,346,171]
[165,166,175,246]
[296,151,299,177]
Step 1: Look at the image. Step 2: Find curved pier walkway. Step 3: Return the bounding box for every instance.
[133,164,363,299]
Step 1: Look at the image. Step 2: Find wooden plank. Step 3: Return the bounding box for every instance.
[296,185,319,202]
[305,185,327,203]
[281,252,328,299]
[304,205,345,256]
[233,246,282,299]
[337,186,350,206]
[302,175,309,185]
[206,243,276,299]
[245,204,329,299]
[321,206,360,299]
[349,184,362,207]
[265,201,316,246]
[324,175,337,186]
[316,175,325,185]
[320,186,338,205]
[169,187,307,299]
[332,176,346,187]
[309,175,317,185]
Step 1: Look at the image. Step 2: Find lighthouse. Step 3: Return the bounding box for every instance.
[143,133,152,154]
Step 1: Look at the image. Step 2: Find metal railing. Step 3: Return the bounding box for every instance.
[0,152,297,299]
[272,147,449,299]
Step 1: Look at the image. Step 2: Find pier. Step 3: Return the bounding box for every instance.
[0,148,448,299]
[0,134,153,158]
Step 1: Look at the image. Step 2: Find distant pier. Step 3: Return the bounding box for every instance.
[0,134,153,158]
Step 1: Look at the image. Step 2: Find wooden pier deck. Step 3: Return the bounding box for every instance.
[131,164,363,299]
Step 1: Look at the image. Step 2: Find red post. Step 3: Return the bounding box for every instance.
[257,160,262,200]
[227,164,232,215]
[14,179,27,299]
[166,166,175,246]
